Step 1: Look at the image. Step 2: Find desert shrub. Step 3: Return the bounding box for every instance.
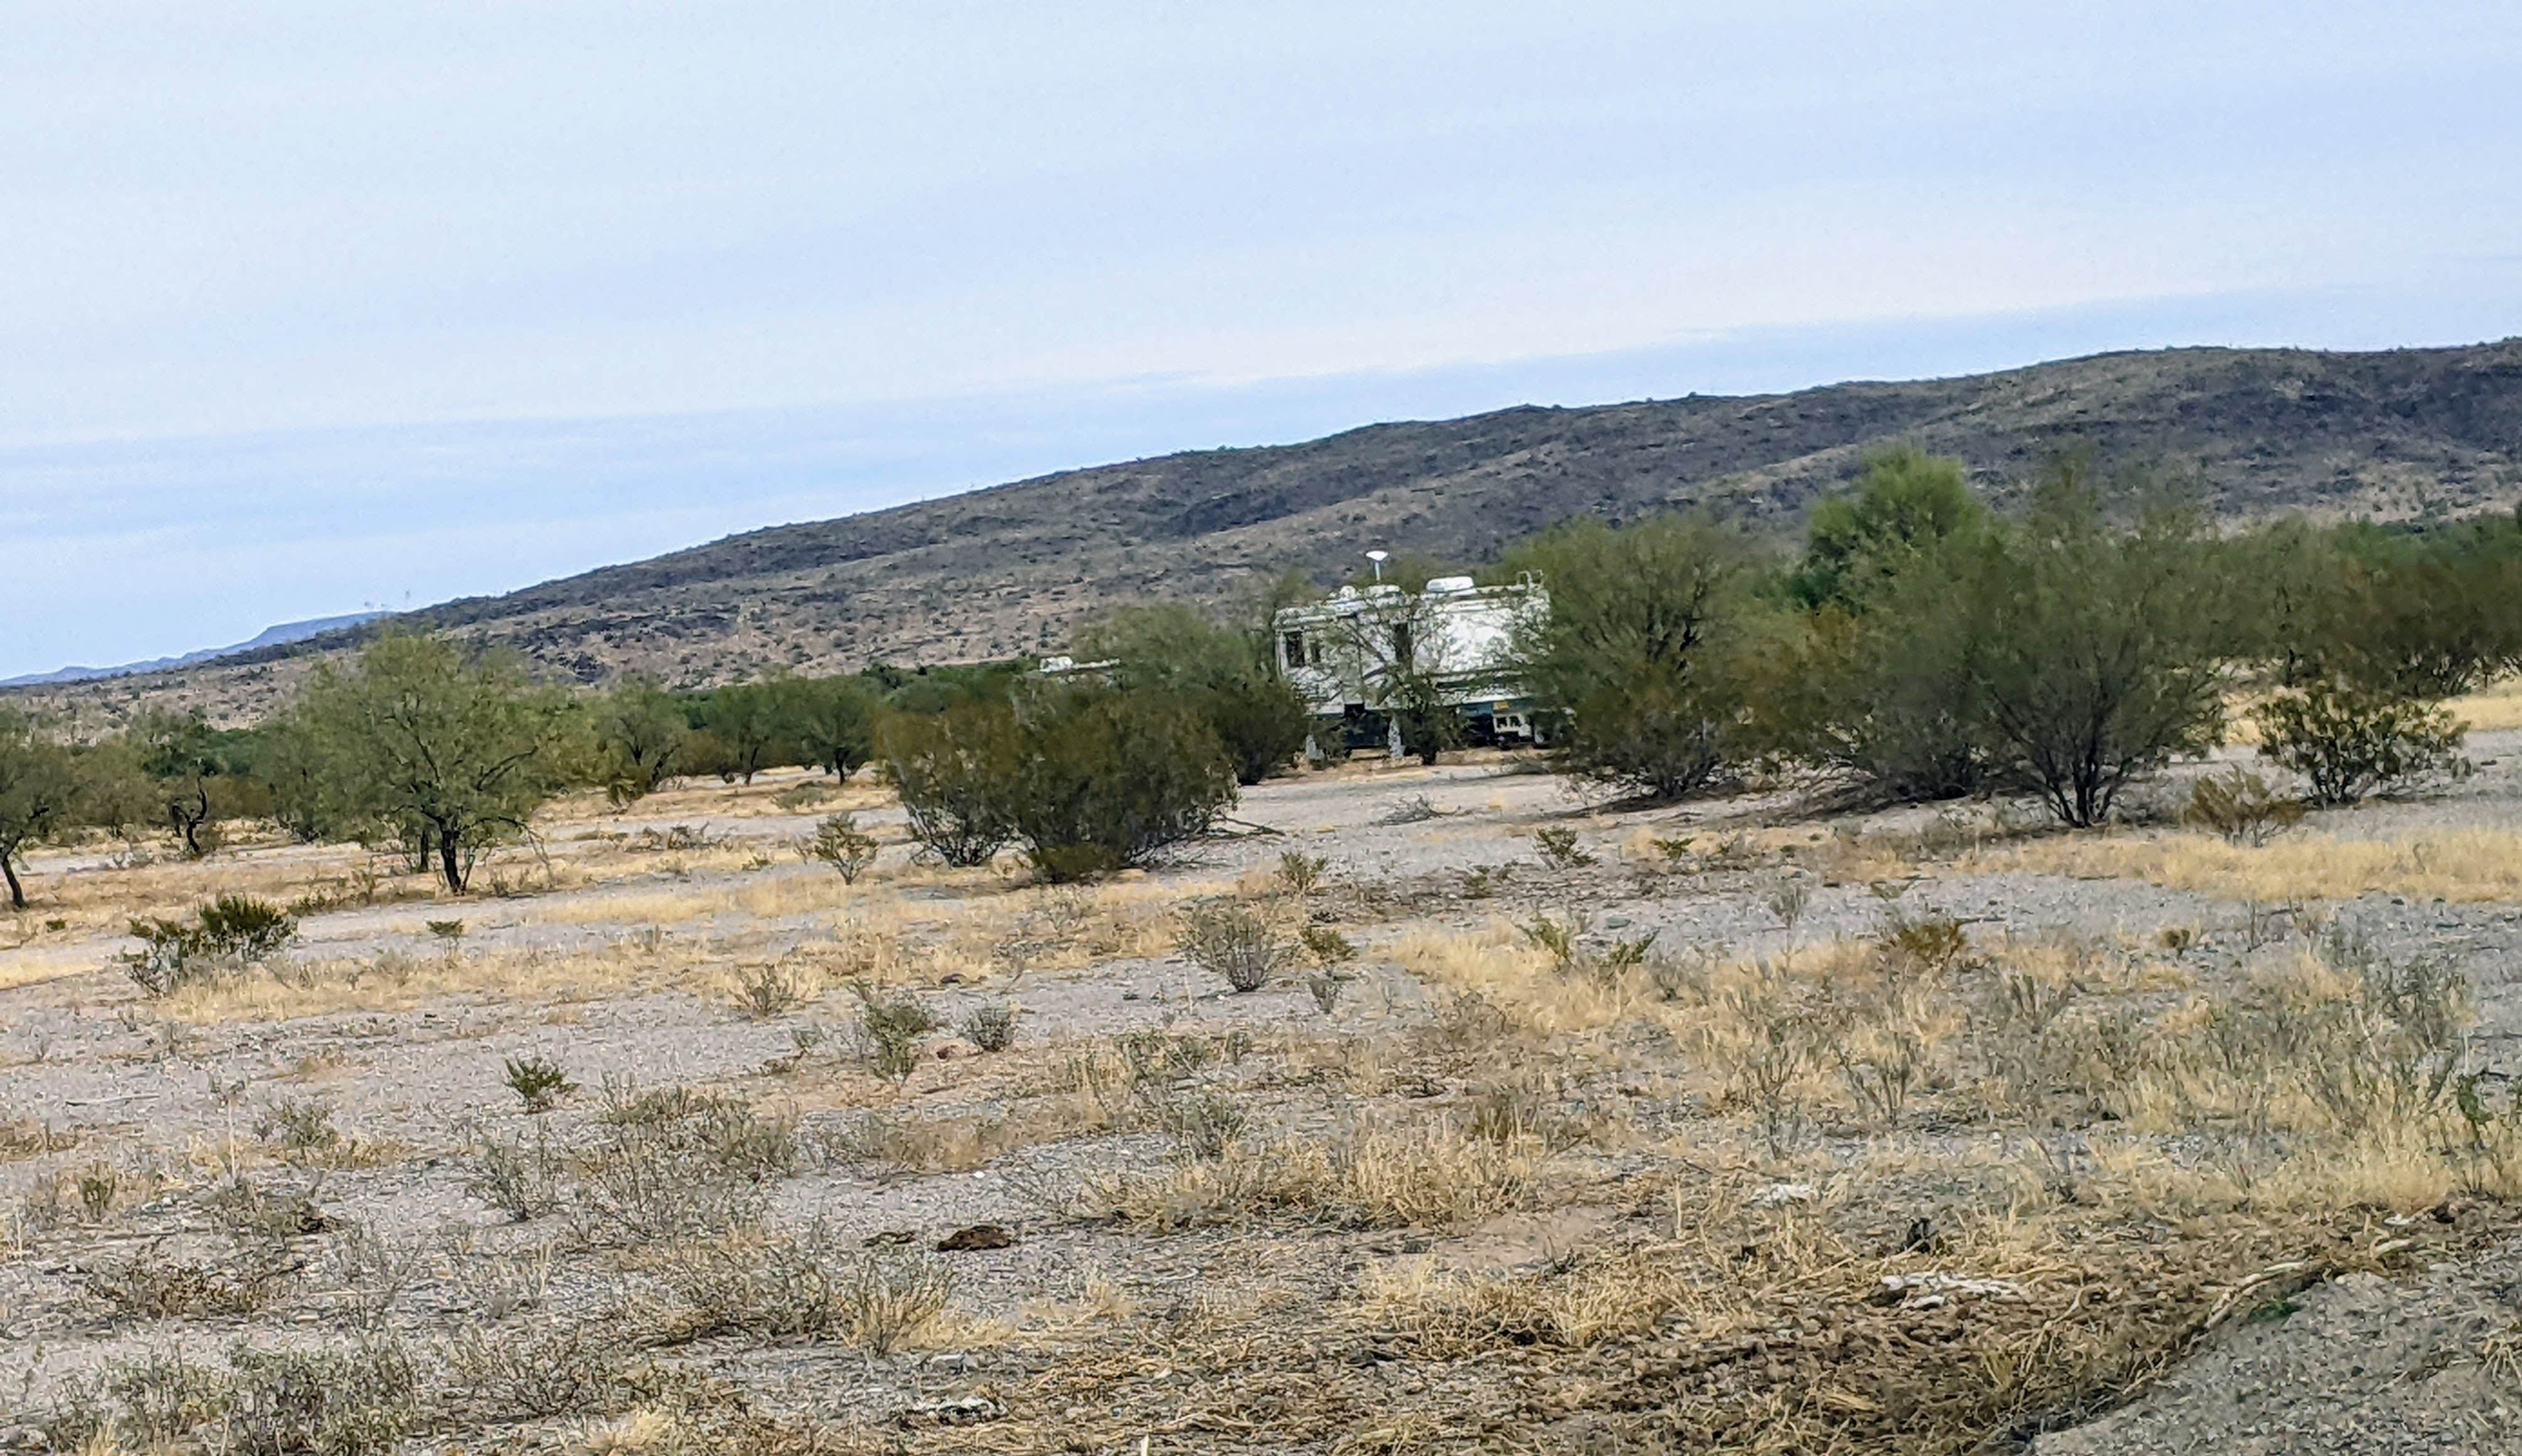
[1507,514,1771,800]
[1075,603,1312,784]
[878,698,1021,866]
[1306,972,1349,1016]
[470,1127,567,1220]
[1277,851,1329,896]
[504,1055,577,1112]
[1531,827,1595,869]
[960,1001,1018,1053]
[1300,924,1358,967]
[730,962,808,1019]
[1765,875,1813,933]
[1880,911,1972,975]
[654,1225,957,1352]
[851,985,940,1087]
[123,895,301,996]
[82,1238,302,1322]
[45,1348,233,1452]
[1518,912,1580,970]
[255,1095,341,1153]
[2255,679,2468,806]
[2183,768,2307,844]
[322,1221,421,1331]
[222,1339,419,1456]
[198,893,299,957]
[571,1087,796,1243]
[1178,901,1287,992]
[802,810,878,881]
[1004,686,1238,879]
[444,1320,631,1420]
[1951,462,2229,827]
[1700,962,1826,1159]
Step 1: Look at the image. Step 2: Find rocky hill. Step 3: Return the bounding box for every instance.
[24,339,2522,722]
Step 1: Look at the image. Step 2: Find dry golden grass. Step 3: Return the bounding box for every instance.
[1083,1118,1546,1232]
[1978,826,2522,903]
[2450,678,2522,732]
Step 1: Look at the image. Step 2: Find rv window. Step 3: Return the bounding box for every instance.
[1282,630,1305,667]
[1390,623,1413,666]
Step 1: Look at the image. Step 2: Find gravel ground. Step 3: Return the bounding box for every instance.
[6,747,2522,1448]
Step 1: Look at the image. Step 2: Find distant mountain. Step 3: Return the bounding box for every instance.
[14,340,2522,721]
[3,612,386,689]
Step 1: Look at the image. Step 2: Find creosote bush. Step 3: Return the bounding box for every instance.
[2183,768,2307,844]
[960,1001,1018,1053]
[851,984,940,1088]
[504,1055,577,1113]
[2255,679,2469,806]
[802,810,878,882]
[122,895,300,996]
[1178,900,1287,993]
[653,1223,957,1352]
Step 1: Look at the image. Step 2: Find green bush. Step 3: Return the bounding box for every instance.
[1075,603,1309,784]
[1950,462,2229,826]
[880,685,1235,881]
[1507,514,1770,800]
[878,699,1021,867]
[804,810,879,882]
[123,896,300,997]
[1006,687,1236,879]
[2255,679,2468,806]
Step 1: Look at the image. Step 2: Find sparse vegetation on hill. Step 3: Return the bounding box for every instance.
[16,340,2522,720]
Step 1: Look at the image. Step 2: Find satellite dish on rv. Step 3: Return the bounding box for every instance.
[1366,549,1388,582]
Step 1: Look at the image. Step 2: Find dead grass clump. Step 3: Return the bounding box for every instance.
[2183,769,2306,845]
[206,1174,330,1240]
[1085,1119,1542,1232]
[1362,1245,1681,1356]
[1393,922,1626,1037]
[1979,826,2522,903]
[469,1126,568,1221]
[46,1340,416,1455]
[81,1237,302,1322]
[817,1101,1099,1177]
[0,1112,77,1159]
[570,1085,798,1243]
[444,1319,634,1420]
[650,1224,957,1352]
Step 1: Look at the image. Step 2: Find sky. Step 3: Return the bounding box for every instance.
[6,1,2521,679]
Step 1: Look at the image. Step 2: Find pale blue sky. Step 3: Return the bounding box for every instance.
[6,1,2521,678]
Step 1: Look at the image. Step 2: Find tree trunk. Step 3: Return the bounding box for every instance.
[438,827,467,893]
[2,853,24,910]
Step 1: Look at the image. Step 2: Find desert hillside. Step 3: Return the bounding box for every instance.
[22,339,2522,723]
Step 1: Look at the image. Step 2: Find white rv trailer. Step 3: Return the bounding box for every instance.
[1271,575,1548,752]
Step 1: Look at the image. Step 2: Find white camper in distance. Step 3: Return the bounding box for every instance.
[1272,574,1548,753]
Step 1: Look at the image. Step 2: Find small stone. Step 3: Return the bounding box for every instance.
[937,1222,1016,1251]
